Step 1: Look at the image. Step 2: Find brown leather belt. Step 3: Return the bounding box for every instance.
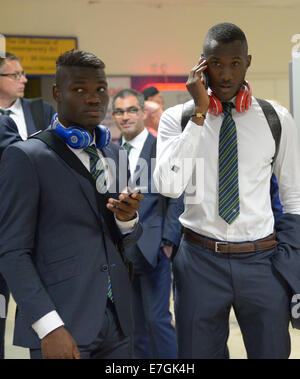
[183,227,278,253]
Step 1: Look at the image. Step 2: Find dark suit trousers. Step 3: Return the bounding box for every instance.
[30,301,133,359]
[126,246,177,359]
[173,236,291,359]
[0,274,9,359]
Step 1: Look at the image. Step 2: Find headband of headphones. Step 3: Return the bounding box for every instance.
[208,80,252,115]
[51,114,111,149]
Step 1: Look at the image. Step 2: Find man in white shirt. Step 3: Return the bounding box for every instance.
[0,50,143,359]
[112,88,182,358]
[154,22,300,359]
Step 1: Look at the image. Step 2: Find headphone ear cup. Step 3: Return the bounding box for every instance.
[209,93,223,115]
[67,128,92,149]
[236,89,246,113]
[95,125,111,149]
[236,80,252,113]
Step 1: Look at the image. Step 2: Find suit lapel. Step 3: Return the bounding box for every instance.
[21,98,36,136]
[131,133,155,184]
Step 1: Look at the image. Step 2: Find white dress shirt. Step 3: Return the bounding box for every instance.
[32,134,139,339]
[122,127,149,177]
[5,98,28,140]
[154,97,300,242]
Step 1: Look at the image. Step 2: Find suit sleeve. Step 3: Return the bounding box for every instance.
[0,116,22,159]
[0,145,56,328]
[162,194,184,247]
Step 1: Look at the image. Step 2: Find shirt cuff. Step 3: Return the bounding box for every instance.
[32,311,64,339]
[115,212,139,234]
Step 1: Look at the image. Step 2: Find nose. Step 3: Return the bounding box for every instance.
[220,66,233,82]
[86,92,101,104]
[21,74,28,84]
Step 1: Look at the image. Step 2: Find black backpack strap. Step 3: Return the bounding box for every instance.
[150,139,168,217]
[27,98,47,130]
[181,101,195,131]
[256,98,281,163]
[30,129,124,251]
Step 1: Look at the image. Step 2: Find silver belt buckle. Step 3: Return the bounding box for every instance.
[215,241,228,252]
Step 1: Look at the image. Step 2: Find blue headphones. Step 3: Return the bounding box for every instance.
[51,113,111,149]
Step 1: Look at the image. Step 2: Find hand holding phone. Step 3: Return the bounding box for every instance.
[186,54,210,118]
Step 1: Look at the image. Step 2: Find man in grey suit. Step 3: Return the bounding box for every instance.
[112,89,182,358]
[0,51,55,359]
[0,50,143,359]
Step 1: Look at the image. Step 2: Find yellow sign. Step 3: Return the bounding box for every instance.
[5,36,77,75]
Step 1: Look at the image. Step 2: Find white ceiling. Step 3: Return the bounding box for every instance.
[89,0,300,9]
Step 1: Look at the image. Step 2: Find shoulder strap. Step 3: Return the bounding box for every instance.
[255,98,281,163]
[27,98,47,131]
[181,101,195,131]
[30,129,124,251]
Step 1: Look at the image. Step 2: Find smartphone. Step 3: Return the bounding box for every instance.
[128,186,147,196]
[200,53,209,89]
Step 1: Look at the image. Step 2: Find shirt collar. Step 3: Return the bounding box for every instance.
[122,128,148,149]
[6,97,22,115]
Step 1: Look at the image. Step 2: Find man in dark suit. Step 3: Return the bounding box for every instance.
[0,52,55,137]
[112,89,182,359]
[0,50,143,359]
[0,52,55,358]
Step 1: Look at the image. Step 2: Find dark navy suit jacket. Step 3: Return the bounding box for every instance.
[126,132,182,268]
[0,98,55,158]
[0,133,142,348]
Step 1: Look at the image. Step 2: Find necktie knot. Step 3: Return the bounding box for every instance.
[122,141,133,155]
[222,102,234,115]
[84,144,98,159]
[0,109,11,116]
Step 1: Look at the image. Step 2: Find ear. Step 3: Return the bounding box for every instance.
[53,84,60,103]
[246,55,252,69]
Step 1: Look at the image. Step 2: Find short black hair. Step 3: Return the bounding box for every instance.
[55,49,106,86]
[112,88,145,111]
[142,86,159,100]
[56,49,105,70]
[0,52,20,71]
[203,23,248,55]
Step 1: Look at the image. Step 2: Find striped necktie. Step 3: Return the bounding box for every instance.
[84,145,108,194]
[84,144,113,302]
[218,102,240,224]
[122,141,133,155]
[0,109,11,116]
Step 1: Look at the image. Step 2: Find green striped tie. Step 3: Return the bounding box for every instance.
[122,141,133,155]
[0,109,11,116]
[218,102,240,224]
[84,144,113,302]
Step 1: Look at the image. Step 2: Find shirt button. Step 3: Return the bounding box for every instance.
[101,264,108,272]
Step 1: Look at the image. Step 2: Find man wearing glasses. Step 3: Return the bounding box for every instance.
[111,89,182,359]
[0,52,55,144]
[0,52,55,359]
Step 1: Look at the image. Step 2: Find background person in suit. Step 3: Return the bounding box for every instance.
[112,88,182,359]
[0,52,55,138]
[0,50,143,359]
[0,52,55,359]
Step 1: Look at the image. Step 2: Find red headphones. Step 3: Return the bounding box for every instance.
[208,80,252,115]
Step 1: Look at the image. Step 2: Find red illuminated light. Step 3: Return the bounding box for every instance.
[141,83,186,92]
